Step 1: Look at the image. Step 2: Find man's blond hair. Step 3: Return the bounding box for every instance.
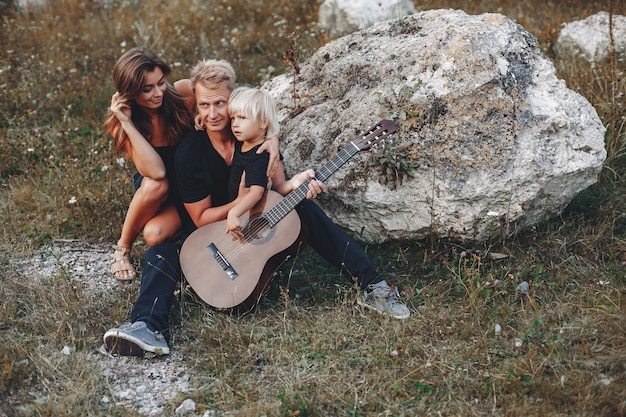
[190,59,236,92]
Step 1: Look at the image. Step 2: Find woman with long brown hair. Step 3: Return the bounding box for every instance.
[104,47,194,280]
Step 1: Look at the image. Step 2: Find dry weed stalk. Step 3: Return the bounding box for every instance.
[283,31,302,108]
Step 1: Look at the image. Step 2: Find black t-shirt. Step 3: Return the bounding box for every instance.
[175,129,232,233]
[227,141,269,201]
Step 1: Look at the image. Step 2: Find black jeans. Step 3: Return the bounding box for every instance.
[130,241,182,339]
[295,199,382,288]
[129,200,381,336]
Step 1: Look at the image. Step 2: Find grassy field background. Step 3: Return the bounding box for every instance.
[1,0,625,416]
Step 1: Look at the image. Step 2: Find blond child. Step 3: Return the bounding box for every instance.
[225,87,281,233]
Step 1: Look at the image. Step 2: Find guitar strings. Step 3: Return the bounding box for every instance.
[217,180,312,262]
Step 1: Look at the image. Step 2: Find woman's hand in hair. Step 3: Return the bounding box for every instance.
[109,91,132,123]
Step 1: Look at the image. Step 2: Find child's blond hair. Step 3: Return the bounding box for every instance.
[228,87,280,138]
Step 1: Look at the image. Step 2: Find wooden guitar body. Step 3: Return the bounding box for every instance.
[181,190,305,310]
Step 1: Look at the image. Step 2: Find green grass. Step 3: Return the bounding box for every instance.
[1,0,625,416]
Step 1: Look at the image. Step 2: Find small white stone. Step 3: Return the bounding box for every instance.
[599,374,612,386]
[175,398,196,414]
[115,389,132,400]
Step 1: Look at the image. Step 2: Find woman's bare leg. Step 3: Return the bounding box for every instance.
[112,177,169,280]
[143,204,182,247]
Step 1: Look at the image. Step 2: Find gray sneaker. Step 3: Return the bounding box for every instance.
[103,321,169,356]
[358,280,410,319]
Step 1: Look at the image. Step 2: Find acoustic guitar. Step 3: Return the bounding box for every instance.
[180,119,397,311]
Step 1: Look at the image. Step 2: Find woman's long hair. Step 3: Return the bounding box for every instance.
[104,47,191,155]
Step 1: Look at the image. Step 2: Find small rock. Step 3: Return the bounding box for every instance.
[599,373,612,386]
[114,389,132,400]
[515,281,530,294]
[175,398,196,415]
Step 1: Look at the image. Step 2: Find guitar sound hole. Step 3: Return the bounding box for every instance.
[243,215,274,245]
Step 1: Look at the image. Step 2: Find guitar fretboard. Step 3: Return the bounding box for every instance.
[264,143,360,228]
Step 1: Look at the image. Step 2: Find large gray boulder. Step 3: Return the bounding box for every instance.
[265,9,606,243]
[554,11,626,63]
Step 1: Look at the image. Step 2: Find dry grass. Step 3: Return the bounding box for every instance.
[1,0,625,416]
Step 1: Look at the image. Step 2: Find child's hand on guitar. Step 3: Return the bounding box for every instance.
[226,211,242,234]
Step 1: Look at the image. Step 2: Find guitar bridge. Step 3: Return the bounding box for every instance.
[207,243,238,280]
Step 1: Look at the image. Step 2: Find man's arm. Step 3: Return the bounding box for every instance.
[183,170,252,228]
[257,136,280,177]
[184,195,239,229]
[173,79,196,114]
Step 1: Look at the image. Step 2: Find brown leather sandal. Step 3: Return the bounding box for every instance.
[111,244,137,281]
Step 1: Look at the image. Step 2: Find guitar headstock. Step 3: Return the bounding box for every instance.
[353,119,396,151]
